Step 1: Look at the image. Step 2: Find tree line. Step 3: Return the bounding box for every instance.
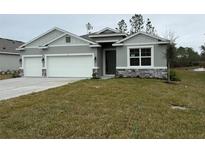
[169,46,205,68]
[116,14,156,35]
[86,14,156,35]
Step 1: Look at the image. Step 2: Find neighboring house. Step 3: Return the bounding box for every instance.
[17,27,169,78]
[0,38,24,72]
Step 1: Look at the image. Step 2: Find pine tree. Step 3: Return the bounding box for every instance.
[146,18,152,33]
[129,14,144,34]
[116,19,127,33]
[145,18,156,35]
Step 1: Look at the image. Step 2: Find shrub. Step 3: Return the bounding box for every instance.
[199,61,205,68]
[6,70,11,75]
[92,72,100,79]
[170,70,181,81]
[12,71,20,78]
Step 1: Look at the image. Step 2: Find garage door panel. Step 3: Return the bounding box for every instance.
[24,57,42,77]
[47,55,93,77]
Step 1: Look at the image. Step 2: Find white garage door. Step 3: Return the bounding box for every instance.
[46,55,93,77]
[24,57,42,77]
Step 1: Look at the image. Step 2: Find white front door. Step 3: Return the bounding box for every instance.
[24,57,42,77]
[46,55,93,77]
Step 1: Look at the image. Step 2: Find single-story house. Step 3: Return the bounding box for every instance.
[17,27,169,78]
[0,38,24,72]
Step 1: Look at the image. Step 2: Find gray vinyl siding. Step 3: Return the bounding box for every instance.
[154,45,167,67]
[116,44,167,67]
[116,46,127,67]
[49,35,89,45]
[21,46,98,67]
[97,48,103,76]
[0,54,20,71]
[123,34,158,44]
[26,30,64,47]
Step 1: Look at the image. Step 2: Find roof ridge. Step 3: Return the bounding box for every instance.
[0,37,24,43]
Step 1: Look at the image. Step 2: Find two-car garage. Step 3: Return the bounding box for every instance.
[23,54,94,78]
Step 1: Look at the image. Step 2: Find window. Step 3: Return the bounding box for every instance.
[141,48,151,66]
[130,49,140,66]
[65,36,71,43]
[129,47,152,67]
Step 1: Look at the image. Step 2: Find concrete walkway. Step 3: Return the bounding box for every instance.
[0,77,84,101]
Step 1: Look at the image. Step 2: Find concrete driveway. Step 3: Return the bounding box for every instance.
[0,77,84,101]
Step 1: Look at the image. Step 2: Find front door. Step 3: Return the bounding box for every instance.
[105,50,116,75]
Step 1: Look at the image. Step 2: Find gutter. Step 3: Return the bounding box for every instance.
[0,51,20,55]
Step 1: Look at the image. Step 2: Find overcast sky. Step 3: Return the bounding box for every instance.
[0,14,204,53]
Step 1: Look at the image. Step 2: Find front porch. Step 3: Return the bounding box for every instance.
[94,43,117,78]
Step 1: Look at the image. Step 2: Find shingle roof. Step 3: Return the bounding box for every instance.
[0,37,24,53]
[80,34,97,42]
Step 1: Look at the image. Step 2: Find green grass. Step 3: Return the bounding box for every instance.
[0,68,205,138]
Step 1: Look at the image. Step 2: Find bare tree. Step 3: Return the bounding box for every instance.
[164,31,178,83]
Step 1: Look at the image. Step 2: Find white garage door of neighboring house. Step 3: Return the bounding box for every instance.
[24,57,42,77]
[46,55,94,77]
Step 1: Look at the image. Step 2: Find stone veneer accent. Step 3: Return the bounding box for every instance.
[92,68,101,78]
[116,69,167,79]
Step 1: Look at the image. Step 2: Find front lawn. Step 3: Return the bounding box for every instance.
[0,68,205,138]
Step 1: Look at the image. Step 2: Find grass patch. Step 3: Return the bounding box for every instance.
[0,68,205,138]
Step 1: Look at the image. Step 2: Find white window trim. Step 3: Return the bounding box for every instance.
[44,53,95,70]
[127,45,154,68]
[116,66,167,69]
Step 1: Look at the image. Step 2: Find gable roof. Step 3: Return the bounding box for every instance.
[18,27,98,49]
[95,27,120,34]
[81,34,96,42]
[88,27,127,38]
[115,31,170,44]
[18,27,64,48]
[43,31,98,46]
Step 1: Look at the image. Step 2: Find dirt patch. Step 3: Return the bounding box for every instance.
[171,104,188,110]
